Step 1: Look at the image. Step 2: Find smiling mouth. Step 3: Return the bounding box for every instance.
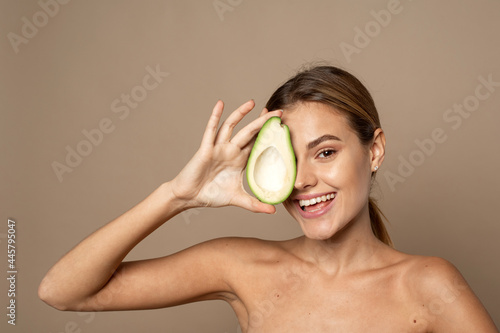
[299,193,336,212]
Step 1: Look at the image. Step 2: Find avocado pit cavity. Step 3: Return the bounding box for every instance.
[254,146,287,192]
[246,117,296,205]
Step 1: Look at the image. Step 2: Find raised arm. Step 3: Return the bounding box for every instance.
[38,100,281,311]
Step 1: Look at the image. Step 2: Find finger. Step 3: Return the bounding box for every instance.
[249,200,276,214]
[200,100,224,149]
[231,191,276,214]
[230,109,283,149]
[238,108,279,152]
[215,100,255,144]
[260,107,284,117]
[238,108,282,152]
[240,144,253,157]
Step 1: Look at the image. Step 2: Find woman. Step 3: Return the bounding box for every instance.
[39,66,498,332]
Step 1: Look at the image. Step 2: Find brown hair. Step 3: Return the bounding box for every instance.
[266,65,393,247]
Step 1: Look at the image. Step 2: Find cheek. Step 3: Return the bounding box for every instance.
[327,151,371,191]
[283,197,301,220]
[349,154,372,196]
[283,199,294,214]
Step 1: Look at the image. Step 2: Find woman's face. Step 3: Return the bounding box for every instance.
[281,102,379,241]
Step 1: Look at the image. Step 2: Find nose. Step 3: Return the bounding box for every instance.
[294,159,317,190]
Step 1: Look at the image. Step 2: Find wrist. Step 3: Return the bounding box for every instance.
[158,181,197,214]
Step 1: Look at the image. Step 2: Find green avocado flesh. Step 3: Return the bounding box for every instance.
[246,117,296,205]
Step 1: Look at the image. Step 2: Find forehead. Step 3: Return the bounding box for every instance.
[281,102,354,145]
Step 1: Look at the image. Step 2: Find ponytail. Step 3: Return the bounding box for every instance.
[368,197,393,247]
[264,65,393,247]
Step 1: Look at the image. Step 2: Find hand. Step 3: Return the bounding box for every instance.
[171,100,282,214]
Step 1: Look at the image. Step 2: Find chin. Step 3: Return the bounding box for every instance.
[284,200,341,240]
[300,219,342,241]
[304,232,333,241]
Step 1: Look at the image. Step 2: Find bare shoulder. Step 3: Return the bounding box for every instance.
[203,236,295,261]
[396,254,498,332]
[403,255,466,291]
[204,236,303,280]
[200,236,298,293]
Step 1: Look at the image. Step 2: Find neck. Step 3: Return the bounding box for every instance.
[296,205,386,276]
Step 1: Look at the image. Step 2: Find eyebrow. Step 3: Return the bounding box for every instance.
[307,134,342,150]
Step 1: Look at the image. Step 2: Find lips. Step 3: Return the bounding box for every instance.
[294,192,336,218]
[299,193,336,211]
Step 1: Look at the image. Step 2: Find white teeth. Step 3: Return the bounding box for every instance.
[299,193,335,207]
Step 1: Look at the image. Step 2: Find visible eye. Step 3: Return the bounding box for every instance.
[317,149,337,159]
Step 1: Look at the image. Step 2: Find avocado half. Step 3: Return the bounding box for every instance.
[246,117,296,205]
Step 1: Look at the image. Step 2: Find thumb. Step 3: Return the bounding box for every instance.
[232,192,276,214]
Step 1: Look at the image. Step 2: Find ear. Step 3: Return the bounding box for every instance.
[370,128,386,172]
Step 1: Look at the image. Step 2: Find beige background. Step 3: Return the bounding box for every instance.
[1,0,499,332]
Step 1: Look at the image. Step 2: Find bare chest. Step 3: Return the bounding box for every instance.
[231,269,428,333]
